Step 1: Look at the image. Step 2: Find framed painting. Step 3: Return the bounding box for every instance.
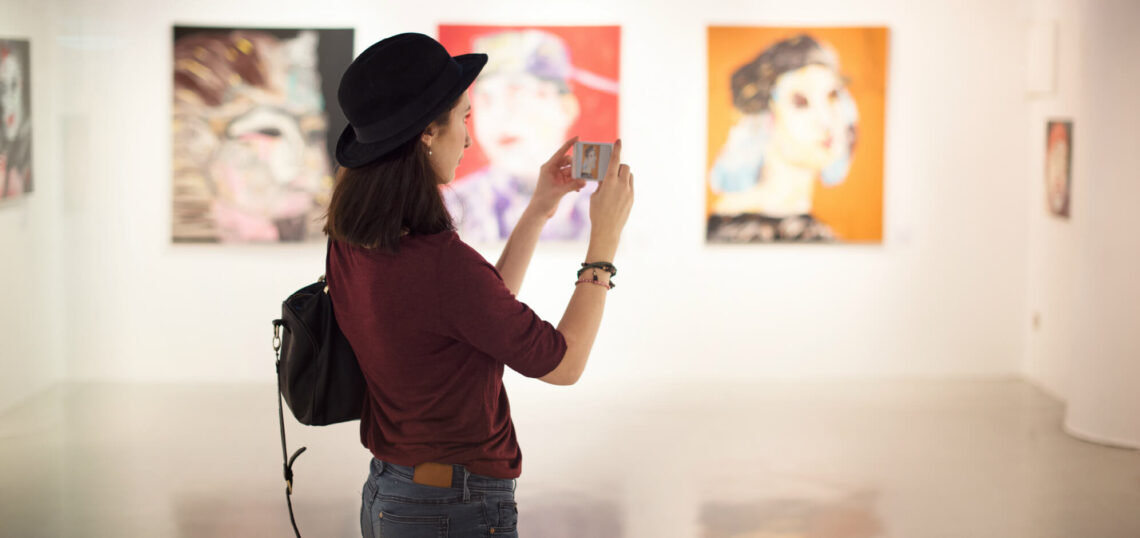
[707,27,888,243]
[172,26,353,242]
[1,39,32,201]
[438,25,620,242]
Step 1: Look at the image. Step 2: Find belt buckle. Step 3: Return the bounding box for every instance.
[412,462,454,488]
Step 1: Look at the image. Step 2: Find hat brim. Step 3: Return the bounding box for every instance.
[335,53,488,168]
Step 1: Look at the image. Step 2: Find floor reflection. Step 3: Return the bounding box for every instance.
[700,489,882,538]
[520,492,625,537]
[3,381,1140,537]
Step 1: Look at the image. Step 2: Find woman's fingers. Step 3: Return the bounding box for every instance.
[547,136,579,166]
[616,164,632,191]
[603,139,623,179]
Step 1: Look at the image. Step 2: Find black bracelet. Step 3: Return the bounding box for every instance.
[577,261,617,279]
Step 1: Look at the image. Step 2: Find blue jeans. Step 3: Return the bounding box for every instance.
[360,458,519,537]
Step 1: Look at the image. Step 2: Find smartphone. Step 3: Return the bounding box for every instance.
[571,141,613,181]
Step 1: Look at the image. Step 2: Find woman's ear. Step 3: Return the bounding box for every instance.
[420,125,437,148]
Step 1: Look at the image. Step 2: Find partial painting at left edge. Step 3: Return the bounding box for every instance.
[0,39,32,201]
[172,26,353,243]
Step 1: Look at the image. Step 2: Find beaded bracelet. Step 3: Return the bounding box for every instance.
[575,278,613,290]
[575,265,616,289]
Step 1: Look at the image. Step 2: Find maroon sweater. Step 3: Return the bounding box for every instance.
[327,231,566,479]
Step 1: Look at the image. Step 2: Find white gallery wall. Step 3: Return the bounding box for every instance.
[1022,0,1140,447]
[10,0,1040,390]
[0,0,66,411]
[22,0,1140,440]
[1022,0,1083,406]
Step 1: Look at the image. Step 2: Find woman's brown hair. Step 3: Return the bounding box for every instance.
[324,103,457,251]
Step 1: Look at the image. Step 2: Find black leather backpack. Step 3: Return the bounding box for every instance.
[272,240,365,537]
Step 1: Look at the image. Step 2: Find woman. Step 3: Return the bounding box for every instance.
[708,34,857,242]
[581,144,600,179]
[325,33,634,537]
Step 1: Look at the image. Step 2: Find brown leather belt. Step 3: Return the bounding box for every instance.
[412,462,455,488]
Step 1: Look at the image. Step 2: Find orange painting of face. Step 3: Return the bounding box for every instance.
[707,27,889,243]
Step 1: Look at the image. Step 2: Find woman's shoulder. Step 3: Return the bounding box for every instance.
[433,231,501,279]
[332,231,455,262]
[436,231,491,265]
[334,231,491,272]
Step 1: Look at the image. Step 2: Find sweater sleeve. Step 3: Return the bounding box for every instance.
[436,234,567,378]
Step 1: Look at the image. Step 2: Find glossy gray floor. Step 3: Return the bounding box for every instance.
[1,379,1138,537]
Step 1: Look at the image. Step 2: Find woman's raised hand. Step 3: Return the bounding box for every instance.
[529,137,588,219]
[588,139,634,255]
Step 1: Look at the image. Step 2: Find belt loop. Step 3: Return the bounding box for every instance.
[461,467,471,502]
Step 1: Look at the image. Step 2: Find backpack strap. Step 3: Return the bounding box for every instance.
[274,319,306,538]
[322,238,333,290]
[273,238,334,537]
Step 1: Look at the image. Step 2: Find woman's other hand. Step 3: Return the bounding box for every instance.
[588,139,634,249]
[528,137,588,219]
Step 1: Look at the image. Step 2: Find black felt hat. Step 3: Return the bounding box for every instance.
[335,33,487,168]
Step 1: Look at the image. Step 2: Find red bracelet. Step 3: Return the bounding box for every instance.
[575,278,612,290]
